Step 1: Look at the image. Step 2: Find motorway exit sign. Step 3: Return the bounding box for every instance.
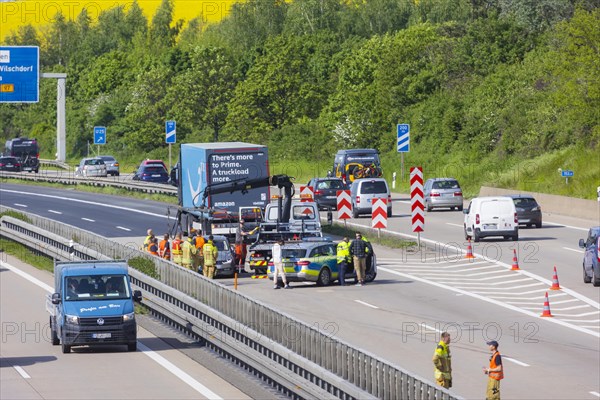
[94,127,107,145]
[0,46,40,103]
[561,170,574,178]
[397,124,410,153]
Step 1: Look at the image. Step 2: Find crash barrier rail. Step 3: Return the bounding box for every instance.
[0,207,459,400]
[0,170,177,196]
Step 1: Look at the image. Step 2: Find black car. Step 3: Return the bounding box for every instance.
[508,195,542,228]
[133,164,169,184]
[306,177,347,211]
[0,156,22,172]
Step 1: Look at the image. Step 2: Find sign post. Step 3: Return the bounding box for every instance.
[560,169,574,184]
[166,120,176,171]
[93,126,106,155]
[397,124,410,182]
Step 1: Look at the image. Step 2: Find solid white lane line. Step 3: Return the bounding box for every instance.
[81,217,95,222]
[14,203,28,207]
[562,247,584,254]
[355,300,379,309]
[544,221,588,231]
[590,391,600,398]
[446,223,464,228]
[116,226,131,231]
[454,283,544,291]
[48,209,62,214]
[503,357,530,367]
[138,342,223,399]
[14,366,31,379]
[552,311,600,317]
[0,260,54,293]
[549,305,591,311]
[560,319,600,323]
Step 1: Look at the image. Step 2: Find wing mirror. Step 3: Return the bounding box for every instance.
[51,292,61,304]
[578,239,585,248]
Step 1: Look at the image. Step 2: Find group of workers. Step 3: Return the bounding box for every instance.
[142,228,219,279]
[335,232,373,286]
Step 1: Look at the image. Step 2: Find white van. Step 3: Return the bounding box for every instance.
[350,178,392,218]
[463,196,518,242]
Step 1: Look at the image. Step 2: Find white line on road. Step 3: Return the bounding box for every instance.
[446,223,463,228]
[13,203,28,207]
[544,221,588,231]
[81,217,95,222]
[503,356,530,367]
[590,391,600,398]
[14,366,31,379]
[562,246,584,254]
[116,226,131,231]
[48,210,62,214]
[0,260,54,293]
[355,300,379,309]
[138,342,223,399]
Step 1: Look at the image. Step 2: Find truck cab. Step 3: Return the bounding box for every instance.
[46,261,141,353]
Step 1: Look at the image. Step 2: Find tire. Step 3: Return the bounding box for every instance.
[61,341,71,354]
[535,222,542,228]
[128,342,137,352]
[464,226,470,241]
[387,208,392,217]
[458,206,463,211]
[527,224,532,228]
[583,266,592,284]
[352,208,359,218]
[593,275,600,287]
[50,317,59,345]
[473,229,481,243]
[316,267,332,286]
[426,203,432,212]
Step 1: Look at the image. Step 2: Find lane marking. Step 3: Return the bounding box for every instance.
[544,221,588,231]
[503,357,530,367]
[14,203,28,207]
[81,217,95,222]
[1,259,224,400]
[563,246,584,254]
[355,300,379,309]
[116,226,131,231]
[590,391,600,398]
[446,223,463,228]
[14,366,31,379]
[48,210,62,214]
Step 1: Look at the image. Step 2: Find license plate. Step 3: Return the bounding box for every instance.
[152,174,161,177]
[483,224,497,230]
[92,333,111,339]
[6,164,13,167]
[442,193,453,197]
[326,196,336,199]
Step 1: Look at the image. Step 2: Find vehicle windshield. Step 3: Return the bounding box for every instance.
[282,248,307,258]
[85,159,104,166]
[317,180,344,190]
[513,198,538,208]
[292,205,317,220]
[65,275,130,301]
[361,181,388,194]
[99,156,115,162]
[432,180,459,190]
[144,166,167,173]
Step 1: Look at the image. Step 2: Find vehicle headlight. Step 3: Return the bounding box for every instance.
[123,312,135,322]
[65,315,79,325]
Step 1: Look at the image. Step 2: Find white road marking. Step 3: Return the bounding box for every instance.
[446,223,464,228]
[14,366,31,379]
[48,210,62,214]
[562,246,584,254]
[138,342,223,399]
[116,226,131,231]
[551,311,599,317]
[355,300,379,309]
[544,221,588,231]
[81,217,95,222]
[1,260,224,399]
[14,203,28,207]
[590,391,600,398]
[503,357,530,367]
[422,323,442,333]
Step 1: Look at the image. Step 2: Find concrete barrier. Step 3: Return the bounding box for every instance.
[479,186,600,221]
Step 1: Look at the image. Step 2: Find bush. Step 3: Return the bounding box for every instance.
[128,256,160,279]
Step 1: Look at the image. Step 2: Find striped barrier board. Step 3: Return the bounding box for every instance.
[410,167,424,232]
[299,185,315,214]
[336,190,351,220]
[372,198,387,229]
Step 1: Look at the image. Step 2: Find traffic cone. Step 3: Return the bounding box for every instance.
[465,239,475,259]
[511,249,520,271]
[550,266,561,290]
[540,292,553,317]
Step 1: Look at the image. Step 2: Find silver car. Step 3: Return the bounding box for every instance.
[198,235,236,278]
[98,155,120,176]
[75,157,107,178]
[424,178,463,211]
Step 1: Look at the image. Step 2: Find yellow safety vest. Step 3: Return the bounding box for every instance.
[336,241,351,263]
[433,341,452,380]
[203,241,218,267]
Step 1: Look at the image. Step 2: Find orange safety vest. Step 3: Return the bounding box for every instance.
[159,239,171,259]
[194,235,205,250]
[488,351,504,380]
[148,243,159,256]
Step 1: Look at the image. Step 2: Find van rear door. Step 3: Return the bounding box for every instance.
[480,199,515,230]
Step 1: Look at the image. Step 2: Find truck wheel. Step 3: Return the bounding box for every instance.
[583,266,592,283]
[62,343,71,354]
[128,342,137,352]
[316,267,332,286]
[50,317,59,345]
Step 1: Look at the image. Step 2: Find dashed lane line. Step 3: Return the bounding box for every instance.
[82,217,95,222]
[116,226,131,231]
[13,203,27,207]
[354,300,379,309]
[48,209,62,214]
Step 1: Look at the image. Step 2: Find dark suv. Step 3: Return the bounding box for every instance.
[306,177,347,210]
[508,195,542,228]
[579,227,600,286]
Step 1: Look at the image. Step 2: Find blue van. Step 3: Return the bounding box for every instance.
[47,261,142,353]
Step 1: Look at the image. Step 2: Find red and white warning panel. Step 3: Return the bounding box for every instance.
[336,190,352,220]
[299,185,314,202]
[372,198,388,229]
[410,167,424,232]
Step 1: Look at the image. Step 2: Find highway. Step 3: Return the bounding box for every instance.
[1,182,599,399]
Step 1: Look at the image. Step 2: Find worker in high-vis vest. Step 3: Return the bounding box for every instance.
[433,332,452,388]
[171,233,183,266]
[181,234,197,270]
[147,237,159,256]
[158,233,171,260]
[142,228,154,251]
[484,340,503,400]
[202,235,219,279]
[191,229,205,271]
[336,237,351,286]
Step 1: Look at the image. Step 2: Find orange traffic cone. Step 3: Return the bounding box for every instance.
[465,239,475,259]
[511,249,520,270]
[550,266,561,290]
[540,292,553,317]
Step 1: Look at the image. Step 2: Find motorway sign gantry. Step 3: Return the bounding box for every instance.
[94,126,106,145]
[0,46,40,103]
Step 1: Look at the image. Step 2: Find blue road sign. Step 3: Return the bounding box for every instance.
[561,170,574,178]
[94,126,107,145]
[0,46,40,103]
[397,124,410,153]
[166,120,176,144]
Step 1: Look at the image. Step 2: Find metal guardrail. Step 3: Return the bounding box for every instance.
[0,170,177,196]
[0,206,459,400]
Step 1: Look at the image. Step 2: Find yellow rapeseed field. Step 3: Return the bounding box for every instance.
[0,0,237,41]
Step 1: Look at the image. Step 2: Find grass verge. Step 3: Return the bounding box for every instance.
[0,238,54,273]
[322,223,416,249]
